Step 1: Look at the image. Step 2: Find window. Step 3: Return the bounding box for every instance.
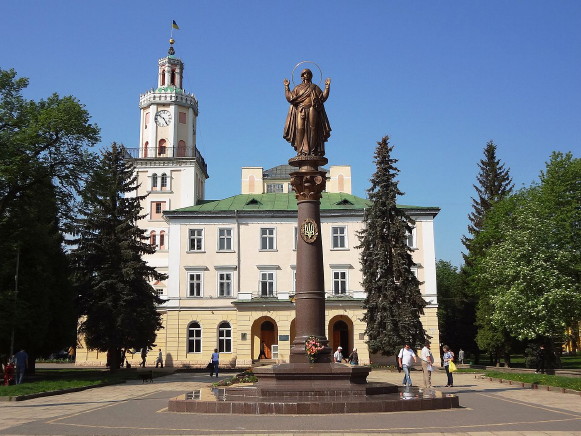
[189,229,204,251]
[333,270,348,295]
[293,226,298,250]
[260,228,276,251]
[188,272,203,297]
[160,173,168,190]
[158,139,167,156]
[266,183,284,193]
[155,288,164,297]
[218,322,232,353]
[259,271,275,297]
[218,228,233,251]
[152,173,158,190]
[150,231,157,247]
[179,111,187,124]
[188,322,202,353]
[159,231,166,250]
[292,269,297,294]
[151,201,166,220]
[406,227,417,249]
[218,272,232,297]
[331,226,347,249]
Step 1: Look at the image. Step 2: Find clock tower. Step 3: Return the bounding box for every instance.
[127,39,209,296]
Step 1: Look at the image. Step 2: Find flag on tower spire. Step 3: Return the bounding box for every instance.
[172,20,180,30]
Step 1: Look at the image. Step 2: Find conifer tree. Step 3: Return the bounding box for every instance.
[69,143,165,370]
[358,136,426,354]
[462,140,513,259]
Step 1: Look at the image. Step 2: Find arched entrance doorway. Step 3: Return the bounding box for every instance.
[260,321,276,359]
[328,316,354,355]
[250,317,278,360]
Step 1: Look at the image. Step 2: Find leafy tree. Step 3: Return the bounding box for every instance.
[436,260,477,360]
[358,136,426,354]
[473,152,581,354]
[69,143,166,370]
[0,176,75,370]
[0,68,100,228]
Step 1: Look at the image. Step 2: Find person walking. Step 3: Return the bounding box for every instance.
[420,341,434,388]
[210,349,219,377]
[14,349,28,385]
[155,349,164,368]
[458,348,465,364]
[443,345,455,387]
[258,342,267,359]
[398,343,417,387]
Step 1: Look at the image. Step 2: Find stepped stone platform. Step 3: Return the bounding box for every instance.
[168,363,460,414]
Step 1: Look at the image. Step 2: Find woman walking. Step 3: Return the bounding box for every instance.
[442,345,454,387]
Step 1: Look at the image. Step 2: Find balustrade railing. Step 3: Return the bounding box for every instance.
[123,146,207,174]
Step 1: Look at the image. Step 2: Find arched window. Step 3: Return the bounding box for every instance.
[160,173,168,190]
[152,173,158,190]
[159,231,166,250]
[177,140,186,157]
[150,231,157,247]
[143,141,149,158]
[158,139,166,156]
[188,322,202,353]
[218,321,232,353]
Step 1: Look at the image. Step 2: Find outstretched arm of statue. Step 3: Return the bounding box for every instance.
[322,78,331,101]
[283,78,292,102]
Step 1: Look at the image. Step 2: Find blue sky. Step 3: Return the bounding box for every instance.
[3,1,580,266]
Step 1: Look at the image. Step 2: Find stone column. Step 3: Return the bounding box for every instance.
[288,155,332,363]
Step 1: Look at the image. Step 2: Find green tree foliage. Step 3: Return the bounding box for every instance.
[0,68,100,227]
[473,152,581,346]
[436,260,477,358]
[462,141,514,362]
[358,136,426,354]
[0,177,76,368]
[462,140,513,260]
[0,69,98,366]
[69,143,166,370]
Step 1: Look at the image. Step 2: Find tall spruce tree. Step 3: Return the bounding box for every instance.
[462,140,514,259]
[358,136,426,354]
[69,143,165,370]
[462,140,514,364]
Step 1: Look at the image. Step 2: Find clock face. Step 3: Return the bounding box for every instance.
[155,110,172,127]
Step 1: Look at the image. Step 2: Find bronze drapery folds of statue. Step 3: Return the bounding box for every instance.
[283,69,331,157]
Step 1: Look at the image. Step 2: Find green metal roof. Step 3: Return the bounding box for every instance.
[173,193,438,213]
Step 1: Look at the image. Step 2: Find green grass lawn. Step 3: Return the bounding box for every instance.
[473,353,581,369]
[457,368,581,391]
[0,369,150,397]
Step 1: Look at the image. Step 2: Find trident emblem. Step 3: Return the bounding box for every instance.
[300,218,319,244]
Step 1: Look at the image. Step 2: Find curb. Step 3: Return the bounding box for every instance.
[478,375,581,396]
[0,380,126,402]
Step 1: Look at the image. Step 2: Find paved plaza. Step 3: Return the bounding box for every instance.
[0,369,580,435]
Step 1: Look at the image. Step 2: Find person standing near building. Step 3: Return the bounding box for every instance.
[140,348,147,367]
[348,348,359,365]
[535,345,546,374]
[420,341,434,389]
[398,343,417,387]
[458,348,465,364]
[333,346,345,363]
[14,349,28,385]
[155,349,164,368]
[210,349,219,377]
[443,345,455,387]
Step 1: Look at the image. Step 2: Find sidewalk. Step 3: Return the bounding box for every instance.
[0,369,579,435]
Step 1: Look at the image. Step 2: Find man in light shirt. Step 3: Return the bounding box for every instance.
[398,343,417,387]
[420,341,435,388]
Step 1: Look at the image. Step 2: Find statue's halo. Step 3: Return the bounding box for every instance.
[291,61,324,86]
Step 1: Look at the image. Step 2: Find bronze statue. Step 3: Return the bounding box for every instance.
[283,69,331,157]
